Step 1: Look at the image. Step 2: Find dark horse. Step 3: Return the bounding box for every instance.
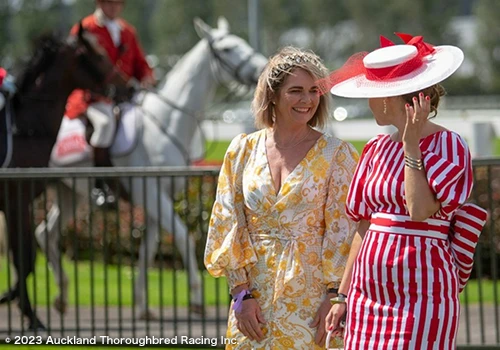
[0,25,128,330]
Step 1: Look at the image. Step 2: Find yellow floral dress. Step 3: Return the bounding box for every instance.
[204,129,359,349]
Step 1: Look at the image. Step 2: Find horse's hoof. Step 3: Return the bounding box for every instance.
[53,296,67,314]
[138,309,158,321]
[189,304,205,316]
[0,289,18,304]
[28,318,46,331]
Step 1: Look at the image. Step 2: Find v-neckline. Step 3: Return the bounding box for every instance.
[262,130,323,197]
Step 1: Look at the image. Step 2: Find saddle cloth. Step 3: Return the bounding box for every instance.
[50,103,141,166]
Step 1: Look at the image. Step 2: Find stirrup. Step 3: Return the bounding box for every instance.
[91,183,117,208]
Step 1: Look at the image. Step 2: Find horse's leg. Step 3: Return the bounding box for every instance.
[134,214,160,320]
[157,180,203,313]
[34,197,70,315]
[0,211,19,303]
[132,178,203,318]
[8,204,45,330]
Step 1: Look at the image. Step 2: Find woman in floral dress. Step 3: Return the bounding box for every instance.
[204,46,359,349]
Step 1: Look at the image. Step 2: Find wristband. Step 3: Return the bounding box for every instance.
[232,290,254,313]
[404,155,423,170]
[330,293,347,305]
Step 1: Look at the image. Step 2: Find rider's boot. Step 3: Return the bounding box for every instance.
[92,147,118,208]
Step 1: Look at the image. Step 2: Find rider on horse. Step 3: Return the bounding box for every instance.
[65,0,155,205]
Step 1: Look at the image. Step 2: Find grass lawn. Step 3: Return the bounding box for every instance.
[0,255,230,307]
[206,138,500,162]
[1,255,497,306]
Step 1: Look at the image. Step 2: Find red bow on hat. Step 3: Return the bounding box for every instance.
[380,32,436,56]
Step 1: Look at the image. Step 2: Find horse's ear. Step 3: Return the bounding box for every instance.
[217,17,230,33]
[77,21,84,41]
[77,21,94,53]
[194,17,213,40]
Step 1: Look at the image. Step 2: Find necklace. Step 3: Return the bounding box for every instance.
[272,127,312,150]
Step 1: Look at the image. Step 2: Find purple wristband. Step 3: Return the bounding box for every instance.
[232,289,251,313]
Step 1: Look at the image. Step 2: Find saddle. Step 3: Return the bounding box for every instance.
[50,102,142,167]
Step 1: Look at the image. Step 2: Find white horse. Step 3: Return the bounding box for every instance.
[33,17,267,320]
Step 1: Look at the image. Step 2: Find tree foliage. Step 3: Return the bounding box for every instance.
[473,0,500,93]
[0,0,495,95]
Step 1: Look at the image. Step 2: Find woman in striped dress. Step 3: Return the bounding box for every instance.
[322,33,487,349]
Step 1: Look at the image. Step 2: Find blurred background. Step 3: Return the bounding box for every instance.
[1,0,499,95]
[0,2,499,347]
[2,0,500,159]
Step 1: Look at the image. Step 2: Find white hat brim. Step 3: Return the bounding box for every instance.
[330,46,464,98]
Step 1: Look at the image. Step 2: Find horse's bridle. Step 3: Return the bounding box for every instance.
[131,36,263,166]
[207,35,261,87]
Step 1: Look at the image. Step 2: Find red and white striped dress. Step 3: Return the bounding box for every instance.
[344,130,473,350]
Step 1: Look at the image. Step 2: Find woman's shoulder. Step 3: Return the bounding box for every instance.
[226,129,264,153]
[425,128,468,147]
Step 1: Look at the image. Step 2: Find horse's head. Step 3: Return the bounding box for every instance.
[194,17,267,86]
[64,23,130,101]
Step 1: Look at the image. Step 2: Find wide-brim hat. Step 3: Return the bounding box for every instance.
[323,33,464,98]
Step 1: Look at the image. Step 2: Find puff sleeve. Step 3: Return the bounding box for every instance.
[345,135,380,222]
[422,131,473,216]
[322,141,360,289]
[204,134,257,290]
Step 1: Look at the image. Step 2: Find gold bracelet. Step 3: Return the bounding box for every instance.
[405,160,423,170]
[404,155,422,165]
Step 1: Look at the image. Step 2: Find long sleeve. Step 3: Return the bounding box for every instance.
[322,141,360,288]
[204,134,257,290]
[422,131,473,216]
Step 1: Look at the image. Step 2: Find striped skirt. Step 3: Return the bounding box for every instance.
[344,213,460,350]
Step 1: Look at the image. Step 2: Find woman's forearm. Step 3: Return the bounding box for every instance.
[404,143,440,220]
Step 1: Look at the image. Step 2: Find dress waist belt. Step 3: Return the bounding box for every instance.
[249,229,321,303]
[370,212,450,240]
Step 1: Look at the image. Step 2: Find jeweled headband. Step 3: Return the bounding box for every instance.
[270,53,323,79]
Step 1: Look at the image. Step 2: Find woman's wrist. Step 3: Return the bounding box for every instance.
[330,292,348,305]
[230,284,249,298]
[327,287,339,295]
[403,144,421,159]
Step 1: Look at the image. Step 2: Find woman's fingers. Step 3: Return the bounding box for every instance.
[412,96,420,120]
[405,103,415,124]
[235,300,265,342]
[315,325,327,347]
[246,318,264,341]
[406,94,431,125]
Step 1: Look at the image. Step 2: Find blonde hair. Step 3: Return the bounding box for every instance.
[252,46,331,129]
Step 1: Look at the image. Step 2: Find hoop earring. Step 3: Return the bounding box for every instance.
[383,99,387,115]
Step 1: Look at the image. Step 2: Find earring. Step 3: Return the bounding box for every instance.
[383,99,387,115]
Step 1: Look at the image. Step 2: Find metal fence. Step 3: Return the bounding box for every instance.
[0,163,498,349]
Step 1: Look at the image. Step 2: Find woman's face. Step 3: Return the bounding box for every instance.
[274,68,320,126]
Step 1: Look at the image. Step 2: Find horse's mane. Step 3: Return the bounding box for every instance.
[16,33,63,94]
